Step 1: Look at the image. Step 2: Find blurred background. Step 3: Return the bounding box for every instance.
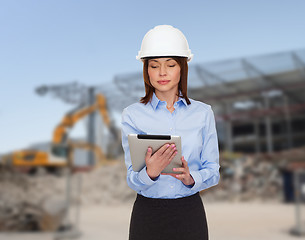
[1,0,305,239]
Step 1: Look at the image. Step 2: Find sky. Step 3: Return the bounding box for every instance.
[1,0,305,153]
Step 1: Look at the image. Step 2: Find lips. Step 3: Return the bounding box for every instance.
[157,80,170,85]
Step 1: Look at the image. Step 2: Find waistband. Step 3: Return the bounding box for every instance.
[136,192,201,207]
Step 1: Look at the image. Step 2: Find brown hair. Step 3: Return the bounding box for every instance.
[140,56,191,105]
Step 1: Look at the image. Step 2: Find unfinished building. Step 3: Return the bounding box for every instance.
[112,49,305,153]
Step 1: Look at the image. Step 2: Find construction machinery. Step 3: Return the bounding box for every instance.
[0,94,112,172]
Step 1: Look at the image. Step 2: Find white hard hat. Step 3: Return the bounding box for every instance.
[136,25,193,62]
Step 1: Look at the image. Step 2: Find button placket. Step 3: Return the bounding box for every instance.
[170,108,176,134]
[169,179,176,190]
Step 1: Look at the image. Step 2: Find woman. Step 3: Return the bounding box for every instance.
[121,25,220,240]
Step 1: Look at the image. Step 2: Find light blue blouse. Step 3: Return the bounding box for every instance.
[121,92,220,199]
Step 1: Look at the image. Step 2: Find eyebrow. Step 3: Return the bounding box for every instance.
[149,58,174,63]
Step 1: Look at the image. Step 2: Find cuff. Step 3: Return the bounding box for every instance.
[189,170,203,192]
[138,167,159,186]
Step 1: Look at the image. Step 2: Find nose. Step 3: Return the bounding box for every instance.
[159,65,167,76]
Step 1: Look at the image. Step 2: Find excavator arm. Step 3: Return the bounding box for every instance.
[0,94,113,171]
[51,94,111,159]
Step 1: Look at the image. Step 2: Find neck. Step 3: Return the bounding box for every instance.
[155,89,179,107]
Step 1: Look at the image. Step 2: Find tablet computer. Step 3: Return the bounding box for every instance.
[128,134,182,174]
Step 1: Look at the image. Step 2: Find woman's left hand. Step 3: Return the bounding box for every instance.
[161,156,195,187]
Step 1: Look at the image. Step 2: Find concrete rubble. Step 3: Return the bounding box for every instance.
[203,154,285,202]
[0,159,135,232]
[0,150,302,231]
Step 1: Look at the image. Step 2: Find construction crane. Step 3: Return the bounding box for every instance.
[36,82,120,162]
[51,93,111,164]
[0,93,112,172]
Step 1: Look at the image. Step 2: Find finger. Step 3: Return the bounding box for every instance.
[174,174,185,180]
[163,144,176,158]
[145,147,152,160]
[167,149,178,163]
[157,143,171,155]
[161,173,176,177]
[181,157,188,167]
[161,173,181,180]
[172,167,186,173]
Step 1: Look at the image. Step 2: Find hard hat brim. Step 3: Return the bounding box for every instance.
[136,53,193,62]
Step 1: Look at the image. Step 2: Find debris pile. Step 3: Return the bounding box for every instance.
[0,160,135,231]
[1,151,300,231]
[77,161,136,206]
[0,170,67,231]
[202,154,285,202]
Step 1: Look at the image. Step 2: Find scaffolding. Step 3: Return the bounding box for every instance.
[112,49,305,154]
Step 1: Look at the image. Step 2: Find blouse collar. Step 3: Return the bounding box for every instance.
[150,92,187,110]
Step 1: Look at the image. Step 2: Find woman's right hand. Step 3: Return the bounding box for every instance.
[145,143,177,180]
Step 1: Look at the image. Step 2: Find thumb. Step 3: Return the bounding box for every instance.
[181,156,187,166]
[145,147,152,160]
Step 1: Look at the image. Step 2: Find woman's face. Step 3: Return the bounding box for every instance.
[147,58,181,95]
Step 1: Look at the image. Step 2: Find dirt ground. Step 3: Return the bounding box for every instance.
[0,201,302,240]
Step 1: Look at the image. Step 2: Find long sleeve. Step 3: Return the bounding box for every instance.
[189,106,220,192]
[121,108,159,192]
[121,93,220,199]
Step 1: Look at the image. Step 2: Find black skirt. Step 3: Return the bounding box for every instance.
[129,192,208,240]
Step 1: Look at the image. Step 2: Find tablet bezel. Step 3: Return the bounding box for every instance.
[128,134,182,174]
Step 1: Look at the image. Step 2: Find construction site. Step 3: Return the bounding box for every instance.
[1,49,305,239]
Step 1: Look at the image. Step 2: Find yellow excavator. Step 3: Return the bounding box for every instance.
[0,94,113,172]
